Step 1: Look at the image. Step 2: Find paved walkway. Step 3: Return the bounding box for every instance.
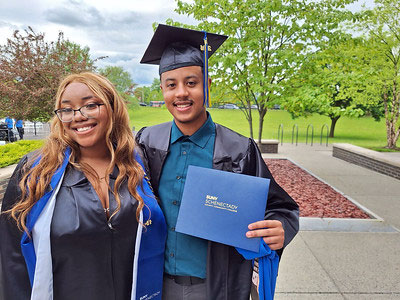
[262,144,400,299]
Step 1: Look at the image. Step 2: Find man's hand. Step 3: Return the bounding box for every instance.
[246,220,284,250]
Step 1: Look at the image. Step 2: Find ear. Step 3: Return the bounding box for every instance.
[160,75,164,91]
[208,78,212,87]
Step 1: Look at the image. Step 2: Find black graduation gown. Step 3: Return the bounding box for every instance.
[0,159,139,300]
[136,121,300,300]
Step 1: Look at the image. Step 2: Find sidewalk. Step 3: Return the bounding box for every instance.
[263,144,400,299]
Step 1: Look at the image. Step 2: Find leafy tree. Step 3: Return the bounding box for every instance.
[99,66,137,101]
[172,0,357,141]
[284,37,374,138]
[356,0,400,149]
[148,78,163,102]
[0,27,99,121]
[133,86,150,103]
[150,78,161,92]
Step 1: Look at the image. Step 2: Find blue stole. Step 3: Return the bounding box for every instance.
[236,241,279,300]
[20,148,166,300]
[135,153,167,299]
[20,147,71,284]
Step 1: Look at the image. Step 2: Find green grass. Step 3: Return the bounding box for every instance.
[0,107,393,168]
[129,107,391,149]
[0,140,44,168]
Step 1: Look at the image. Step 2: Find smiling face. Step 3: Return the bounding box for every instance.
[59,82,110,154]
[160,65,207,136]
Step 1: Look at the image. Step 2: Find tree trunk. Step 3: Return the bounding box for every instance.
[385,122,400,149]
[384,80,400,149]
[248,108,254,139]
[258,108,267,143]
[329,116,340,138]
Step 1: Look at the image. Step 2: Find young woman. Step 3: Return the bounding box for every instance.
[0,72,166,300]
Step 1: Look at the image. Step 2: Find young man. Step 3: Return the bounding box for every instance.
[5,117,14,142]
[15,119,24,140]
[136,24,299,300]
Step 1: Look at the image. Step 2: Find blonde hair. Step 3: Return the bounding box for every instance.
[9,72,144,232]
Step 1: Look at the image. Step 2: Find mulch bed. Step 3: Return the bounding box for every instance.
[264,159,370,219]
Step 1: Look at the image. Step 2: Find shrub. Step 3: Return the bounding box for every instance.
[0,140,44,168]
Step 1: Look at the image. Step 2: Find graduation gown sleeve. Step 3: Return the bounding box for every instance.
[0,156,31,300]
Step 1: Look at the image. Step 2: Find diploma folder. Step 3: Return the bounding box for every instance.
[175,165,270,252]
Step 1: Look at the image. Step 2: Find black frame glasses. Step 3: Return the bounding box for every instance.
[54,103,105,122]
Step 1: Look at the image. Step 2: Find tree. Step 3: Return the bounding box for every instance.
[284,38,373,138]
[173,0,357,141]
[356,0,400,149]
[0,27,100,121]
[99,66,137,101]
[148,78,163,102]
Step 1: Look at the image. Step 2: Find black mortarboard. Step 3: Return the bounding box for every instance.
[140,24,227,74]
[140,24,228,107]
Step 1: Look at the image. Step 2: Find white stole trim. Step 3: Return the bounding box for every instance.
[131,210,143,300]
[31,172,65,300]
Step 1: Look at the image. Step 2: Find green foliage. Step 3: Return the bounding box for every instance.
[0,140,44,168]
[171,0,358,141]
[284,37,382,137]
[0,27,99,122]
[99,66,137,97]
[354,0,400,148]
[134,78,163,104]
[99,65,138,109]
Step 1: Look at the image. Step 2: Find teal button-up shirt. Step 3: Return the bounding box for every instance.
[158,115,215,278]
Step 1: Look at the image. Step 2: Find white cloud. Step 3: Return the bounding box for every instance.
[0,0,196,85]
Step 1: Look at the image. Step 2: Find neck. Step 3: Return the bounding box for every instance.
[175,111,208,136]
[79,146,111,164]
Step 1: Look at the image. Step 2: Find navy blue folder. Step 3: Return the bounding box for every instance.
[175,165,270,252]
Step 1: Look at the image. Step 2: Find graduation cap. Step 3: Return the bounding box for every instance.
[140,24,228,107]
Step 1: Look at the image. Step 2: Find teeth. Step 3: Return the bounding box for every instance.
[76,126,92,132]
[176,104,190,108]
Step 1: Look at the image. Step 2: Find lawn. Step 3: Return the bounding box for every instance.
[129,106,389,149]
[0,107,392,169]
[0,140,44,168]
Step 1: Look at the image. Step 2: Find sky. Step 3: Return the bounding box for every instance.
[0,0,374,86]
[0,0,197,86]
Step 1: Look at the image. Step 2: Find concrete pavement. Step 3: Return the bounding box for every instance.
[262,144,400,299]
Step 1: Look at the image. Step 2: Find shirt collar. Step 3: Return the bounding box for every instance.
[170,112,215,148]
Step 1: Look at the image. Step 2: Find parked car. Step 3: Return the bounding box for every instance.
[218,103,239,109]
[149,101,165,107]
[0,122,8,141]
[0,123,18,142]
[139,102,147,106]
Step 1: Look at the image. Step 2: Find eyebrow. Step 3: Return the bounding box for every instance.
[61,95,94,104]
[164,75,200,82]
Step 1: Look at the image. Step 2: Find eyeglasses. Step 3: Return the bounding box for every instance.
[54,103,105,123]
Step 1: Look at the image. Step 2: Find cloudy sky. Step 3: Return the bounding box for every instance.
[0,0,197,86]
[0,0,374,86]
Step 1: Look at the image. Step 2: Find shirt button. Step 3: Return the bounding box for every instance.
[182,151,187,155]
[172,201,178,205]
[170,253,174,257]
[176,176,181,180]
[171,227,175,231]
